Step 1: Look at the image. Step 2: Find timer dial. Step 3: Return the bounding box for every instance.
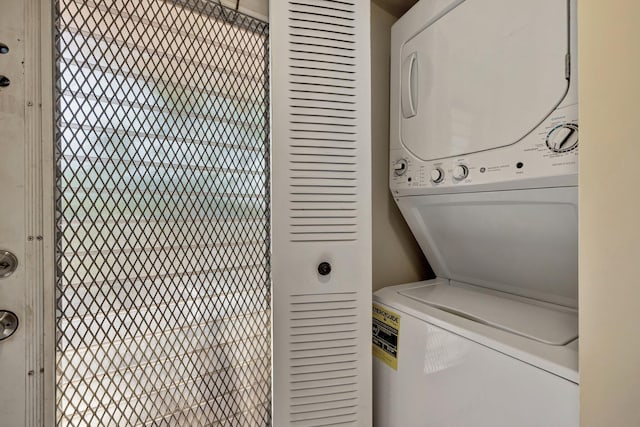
[546,124,579,153]
[393,159,408,176]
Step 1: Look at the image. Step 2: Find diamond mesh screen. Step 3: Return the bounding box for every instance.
[53,0,270,425]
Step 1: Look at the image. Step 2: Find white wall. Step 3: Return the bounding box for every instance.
[371,3,430,291]
[579,2,640,425]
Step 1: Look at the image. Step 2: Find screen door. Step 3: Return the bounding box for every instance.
[53,0,270,425]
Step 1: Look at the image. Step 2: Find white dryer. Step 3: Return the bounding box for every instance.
[375,0,579,425]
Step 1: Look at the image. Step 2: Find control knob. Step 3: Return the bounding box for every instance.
[393,159,408,176]
[430,167,444,183]
[546,124,579,153]
[453,164,469,181]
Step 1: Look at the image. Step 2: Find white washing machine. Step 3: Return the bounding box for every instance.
[374,0,579,425]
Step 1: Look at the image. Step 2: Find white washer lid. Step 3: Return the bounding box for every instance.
[396,187,578,308]
[400,282,577,346]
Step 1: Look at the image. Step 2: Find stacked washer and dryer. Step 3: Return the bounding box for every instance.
[374,0,579,425]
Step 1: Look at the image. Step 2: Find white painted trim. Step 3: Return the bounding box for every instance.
[24,0,51,424]
[38,0,56,425]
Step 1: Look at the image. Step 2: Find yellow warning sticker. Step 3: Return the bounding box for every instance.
[372,303,400,370]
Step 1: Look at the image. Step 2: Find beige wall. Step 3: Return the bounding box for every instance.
[371,3,431,291]
[579,2,640,426]
[372,0,417,18]
[223,0,268,20]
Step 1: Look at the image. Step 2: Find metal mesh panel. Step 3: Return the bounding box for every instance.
[53,0,270,425]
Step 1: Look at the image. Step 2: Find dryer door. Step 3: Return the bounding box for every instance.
[399,0,569,161]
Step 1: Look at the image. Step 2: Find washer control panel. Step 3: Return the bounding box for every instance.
[390,104,578,195]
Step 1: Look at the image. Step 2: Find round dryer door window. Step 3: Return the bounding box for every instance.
[399,0,569,161]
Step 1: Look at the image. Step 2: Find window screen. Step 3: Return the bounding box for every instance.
[53,0,270,424]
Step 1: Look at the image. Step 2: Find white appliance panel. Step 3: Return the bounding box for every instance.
[400,0,568,161]
[396,187,578,307]
[372,301,579,427]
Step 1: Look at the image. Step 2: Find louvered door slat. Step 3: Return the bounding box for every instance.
[272,0,371,424]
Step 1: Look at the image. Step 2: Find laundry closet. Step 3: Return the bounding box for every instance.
[371,0,579,425]
[372,0,640,426]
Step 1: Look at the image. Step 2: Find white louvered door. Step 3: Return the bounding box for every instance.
[271,1,372,425]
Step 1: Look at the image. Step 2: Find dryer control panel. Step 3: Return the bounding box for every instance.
[390,104,578,196]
